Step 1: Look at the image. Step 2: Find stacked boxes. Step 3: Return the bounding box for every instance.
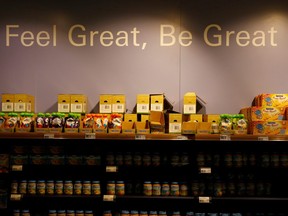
[58,94,88,113]
[1,93,35,113]
[99,94,126,114]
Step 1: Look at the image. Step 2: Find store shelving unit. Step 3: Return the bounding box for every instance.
[1,133,288,215]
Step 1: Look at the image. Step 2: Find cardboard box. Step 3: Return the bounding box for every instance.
[14,94,34,112]
[136,94,150,114]
[135,121,150,134]
[203,114,220,123]
[58,94,71,113]
[250,106,286,121]
[183,92,197,114]
[150,94,164,111]
[251,121,288,135]
[1,94,14,112]
[182,122,198,134]
[149,111,165,134]
[197,122,212,134]
[168,113,182,134]
[257,94,288,107]
[112,94,126,113]
[183,114,203,123]
[141,114,150,122]
[93,114,109,133]
[122,114,137,134]
[99,94,113,114]
[108,113,123,133]
[70,94,88,113]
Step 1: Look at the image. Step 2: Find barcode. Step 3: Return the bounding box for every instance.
[117,105,123,109]
[105,105,110,109]
[155,106,161,110]
[63,105,68,109]
[173,126,180,130]
[189,107,195,111]
[7,105,12,109]
[141,105,147,109]
[19,105,24,109]
[76,105,81,109]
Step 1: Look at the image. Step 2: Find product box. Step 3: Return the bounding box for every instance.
[108,113,123,133]
[203,114,220,123]
[112,94,126,113]
[136,94,150,114]
[70,94,88,113]
[150,94,164,111]
[122,114,137,134]
[58,94,71,113]
[14,94,34,112]
[79,114,94,133]
[1,94,14,112]
[251,121,288,135]
[181,114,202,134]
[149,111,165,134]
[99,94,113,114]
[197,122,212,134]
[1,113,18,132]
[183,92,197,114]
[135,121,150,134]
[257,94,288,107]
[250,106,286,121]
[168,113,182,134]
[93,114,109,133]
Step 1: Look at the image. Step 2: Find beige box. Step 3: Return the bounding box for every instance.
[99,94,113,114]
[58,94,71,113]
[1,94,15,112]
[14,94,34,112]
[70,94,88,113]
[168,113,182,134]
[203,114,220,123]
[183,92,197,114]
[112,94,126,113]
[150,94,164,111]
[136,94,150,114]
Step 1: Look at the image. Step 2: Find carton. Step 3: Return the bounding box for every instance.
[203,114,220,123]
[93,114,109,133]
[168,113,182,134]
[183,114,203,123]
[122,114,137,134]
[197,122,212,134]
[150,94,164,111]
[136,94,150,114]
[149,111,165,134]
[135,121,150,134]
[181,114,202,134]
[1,94,14,112]
[183,92,197,114]
[251,121,288,135]
[108,113,123,133]
[257,94,288,107]
[250,106,286,121]
[99,94,113,114]
[58,94,71,113]
[70,94,88,113]
[14,94,34,112]
[112,94,126,113]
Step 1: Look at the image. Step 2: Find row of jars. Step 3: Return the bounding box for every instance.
[10,154,101,166]
[11,180,101,195]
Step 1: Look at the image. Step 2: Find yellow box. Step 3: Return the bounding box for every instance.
[250,106,286,121]
[251,121,288,135]
[124,114,137,123]
[182,122,198,134]
[112,94,126,113]
[141,114,150,122]
[168,113,182,134]
[14,94,34,112]
[258,94,288,107]
[183,92,197,114]
[197,122,212,134]
[122,121,135,134]
[1,94,15,112]
[183,114,203,123]
[150,94,164,111]
[135,121,150,134]
[70,94,88,113]
[150,111,165,134]
[58,94,71,113]
[99,94,113,114]
[203,114,220,123]
[136,94,150,114]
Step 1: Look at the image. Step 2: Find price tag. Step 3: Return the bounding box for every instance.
[10,194,22,201]
[135,134,146,140]
[103,195,115,201]
[220,134,231,141]
[199,196,210,203]
[12,165,23,172]
[176,135,188,140]
[106,166,118,172]
[44,133,54,139]
[200,167,211,174]
[85,133,96,139]
[258,136,269,141]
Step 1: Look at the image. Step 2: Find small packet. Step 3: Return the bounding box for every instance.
[4,113,18,128]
